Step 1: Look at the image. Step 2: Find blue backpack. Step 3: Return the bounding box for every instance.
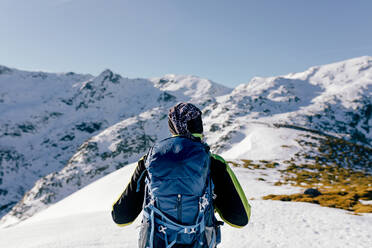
[139,136,221,248]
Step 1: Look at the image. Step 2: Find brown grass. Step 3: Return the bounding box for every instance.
[228,160,279,170]
[263,162,372,213]
[263,188,372,213]
[231,159,372,213]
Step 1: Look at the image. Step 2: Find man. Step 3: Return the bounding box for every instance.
[112,102,251,248]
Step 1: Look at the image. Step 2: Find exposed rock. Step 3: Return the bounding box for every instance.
[304,188,322,197]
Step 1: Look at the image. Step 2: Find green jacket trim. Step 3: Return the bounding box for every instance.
[211,154,251,226]
[191,133,203,139]
[115,221,134,227]
[225,163,251,222]
[172,133,203,139]
[211,153,225,164]
[215,207,244,229]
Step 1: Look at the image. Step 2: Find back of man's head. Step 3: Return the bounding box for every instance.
[168,102,203,136]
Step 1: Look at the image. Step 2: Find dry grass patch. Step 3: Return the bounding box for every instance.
[228,160,279,170]
[264,163,372,213]
[264,187,372,213]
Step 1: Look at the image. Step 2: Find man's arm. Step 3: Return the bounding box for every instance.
[111,156,147,226]
[210,154,251,228]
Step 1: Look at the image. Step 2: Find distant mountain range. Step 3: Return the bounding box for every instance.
[0,56,371,226]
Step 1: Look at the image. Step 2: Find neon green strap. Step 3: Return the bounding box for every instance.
[191,133,203,139]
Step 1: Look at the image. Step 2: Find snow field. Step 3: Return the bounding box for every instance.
[1,163,371,248]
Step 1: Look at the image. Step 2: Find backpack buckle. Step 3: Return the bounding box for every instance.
[184,227,196,234]
[158,225,167,234]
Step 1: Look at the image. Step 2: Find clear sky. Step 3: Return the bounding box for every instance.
[1,0,372,87]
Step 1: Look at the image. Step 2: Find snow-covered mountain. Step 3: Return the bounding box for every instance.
[0,56,371,227]
[0,66,230,221]
[202,56,372,153]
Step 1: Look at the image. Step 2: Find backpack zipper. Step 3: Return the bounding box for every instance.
[176,194,182,222]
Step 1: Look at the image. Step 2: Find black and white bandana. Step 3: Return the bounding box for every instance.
[168,102,202,136]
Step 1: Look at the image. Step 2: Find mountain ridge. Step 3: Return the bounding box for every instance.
[0,67,230,221]
[0,56,371,226]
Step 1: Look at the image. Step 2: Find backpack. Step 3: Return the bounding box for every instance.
[138,136,221,248]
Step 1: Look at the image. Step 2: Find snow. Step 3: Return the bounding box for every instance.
[0,163,371,248]
[221,123,302,161]
[202,56,372,156]
[150,74,232,103]
[1,56,372,247]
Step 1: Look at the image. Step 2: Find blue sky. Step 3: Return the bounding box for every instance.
[1,0,372,87]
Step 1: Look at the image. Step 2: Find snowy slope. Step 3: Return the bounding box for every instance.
[220,122,306,161]
[0,163,371,248]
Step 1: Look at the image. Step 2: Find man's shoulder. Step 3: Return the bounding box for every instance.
[210,153,227,164]
[155,136,206,149]
[155,136,185,146]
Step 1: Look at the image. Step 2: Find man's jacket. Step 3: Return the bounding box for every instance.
[111,136,251,228]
